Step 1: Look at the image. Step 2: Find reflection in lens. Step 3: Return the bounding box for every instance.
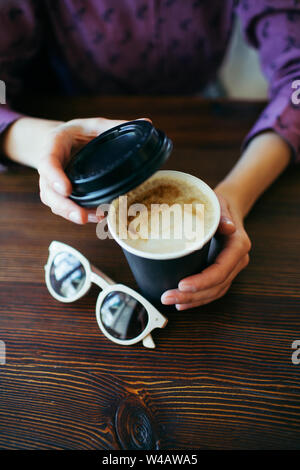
[100,291,148,340]
[50,252,86,298]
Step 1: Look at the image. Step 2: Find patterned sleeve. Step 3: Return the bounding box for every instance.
[0,1,42,147]
[236,0,300,163]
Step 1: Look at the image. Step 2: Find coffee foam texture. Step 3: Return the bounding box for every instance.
[108,170,220,260]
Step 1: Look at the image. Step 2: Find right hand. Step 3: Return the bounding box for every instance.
[38,117,132,224]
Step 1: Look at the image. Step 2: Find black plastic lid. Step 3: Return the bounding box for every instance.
[65,120,173,207]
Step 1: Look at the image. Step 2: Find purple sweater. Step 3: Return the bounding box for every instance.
[1,0,300,162]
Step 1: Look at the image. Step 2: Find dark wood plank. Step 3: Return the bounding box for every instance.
[0,97,299,450]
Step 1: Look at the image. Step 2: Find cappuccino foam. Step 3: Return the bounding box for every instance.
[111,173,216,254]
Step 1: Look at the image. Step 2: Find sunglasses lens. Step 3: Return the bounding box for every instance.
[100,291,148,340]
[50,252,86,298]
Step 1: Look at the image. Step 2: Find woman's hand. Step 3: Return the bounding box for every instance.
[160,131,291,311]
[3,115,149,224]
[37,117,130,224]
[161,188,251,310]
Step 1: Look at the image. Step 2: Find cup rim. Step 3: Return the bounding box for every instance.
[107,170,221,260]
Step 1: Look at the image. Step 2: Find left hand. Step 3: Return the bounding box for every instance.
[161,188,251,310]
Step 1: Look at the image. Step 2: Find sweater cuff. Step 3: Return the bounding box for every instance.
[242,93,300,164]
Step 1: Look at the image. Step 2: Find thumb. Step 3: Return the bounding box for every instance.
[217,196,236,235]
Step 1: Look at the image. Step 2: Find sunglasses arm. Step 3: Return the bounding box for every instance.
[90,265,115,290]
[142,334,156,349]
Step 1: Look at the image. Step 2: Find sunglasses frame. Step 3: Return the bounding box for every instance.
[44,241,168,348]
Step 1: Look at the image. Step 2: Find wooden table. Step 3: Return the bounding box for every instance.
[0,97,299,450]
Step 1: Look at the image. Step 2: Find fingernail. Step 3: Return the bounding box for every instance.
[53,181,66,196]
[69,211,82,224]
[161,292,177,305]
[221,217,234,226]
[88,213,99,223]
[178,282,196,293]
[176,304,184,311]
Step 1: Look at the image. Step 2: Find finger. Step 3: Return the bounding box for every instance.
[175,284,231,311]
[175,301,203,311]
[38,130,74,196]
[64,116,152,142]
[162,254,249,305]
[217,195,236,236]
[38,117,152,197]
[64,117,128,141]
[38,118,129,196]
[39,155,73,197]
[86,210,106,223]
[162,254,247,305]
[40,183,103,224]
[178,231,250,292]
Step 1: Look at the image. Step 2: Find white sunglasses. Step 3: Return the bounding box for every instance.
[44,241,168,348]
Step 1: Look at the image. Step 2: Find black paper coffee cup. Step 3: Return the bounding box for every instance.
[108,170,221,306]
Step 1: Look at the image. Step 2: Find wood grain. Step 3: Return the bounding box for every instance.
[0,97,299,450]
